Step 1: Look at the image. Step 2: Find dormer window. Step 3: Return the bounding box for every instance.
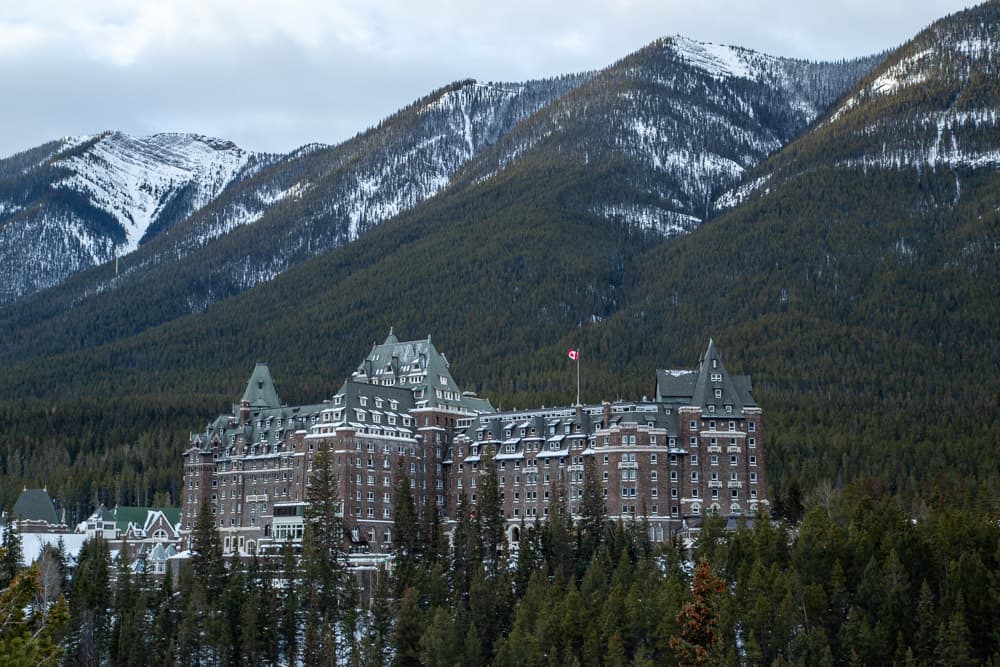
[708,405,716,413]
[714,388,722,398]
[725,405,733,414]
[359,397,368,407]
[375,398,383,408]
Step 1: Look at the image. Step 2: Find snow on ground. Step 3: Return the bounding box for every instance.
[20,532,89,567]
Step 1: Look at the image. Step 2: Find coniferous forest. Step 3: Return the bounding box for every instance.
[1,454,998,665]
[2,3,1000,665]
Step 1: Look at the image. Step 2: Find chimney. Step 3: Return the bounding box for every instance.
[602,401,611,429]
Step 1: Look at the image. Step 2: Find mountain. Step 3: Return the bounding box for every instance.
[0,132,272,303]
[0,31,886,512]
[458,36,878,233]
[0,39,874,374]
[9,0,998,517]
[608,2,1000,507]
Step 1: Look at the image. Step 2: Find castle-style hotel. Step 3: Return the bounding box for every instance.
[182,332,767,554]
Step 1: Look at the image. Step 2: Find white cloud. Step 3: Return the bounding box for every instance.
[0,0,976,158]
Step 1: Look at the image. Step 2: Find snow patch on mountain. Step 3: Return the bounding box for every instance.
[592,204,701,237]
[56,132,253,255]
[668,36,758,80]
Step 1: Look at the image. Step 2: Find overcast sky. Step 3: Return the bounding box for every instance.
[0,0,975,158]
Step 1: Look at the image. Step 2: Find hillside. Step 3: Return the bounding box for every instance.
[0,40,873,375]
[0,132,272,303]
[4,2,998,520]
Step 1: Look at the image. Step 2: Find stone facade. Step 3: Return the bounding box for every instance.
[181,333,768,553]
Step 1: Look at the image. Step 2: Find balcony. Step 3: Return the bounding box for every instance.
[707,445,722,453]
[727,481,743,489]
[727,446,742,454]
[617,461,638,470]
[708,481,723,488]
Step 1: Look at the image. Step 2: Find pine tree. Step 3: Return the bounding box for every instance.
[277,539,300,665]
[67,536,112,667]
[302,441,352,658]
[577,456,608,575]
[669,559,726,667]
[149,571,178,667]
[0,564,69,666]
[477,451,507,578]
[392,586,422,667]
[110,540,145,667]
[392,466,420,598]
[0,511,23,589]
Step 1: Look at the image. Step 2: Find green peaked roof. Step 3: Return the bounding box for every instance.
[241,363,282,409]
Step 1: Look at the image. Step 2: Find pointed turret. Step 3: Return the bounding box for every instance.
[691,339,755,414]
[241,362,282,410]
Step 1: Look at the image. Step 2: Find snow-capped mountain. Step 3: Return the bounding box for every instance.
[717,3,1000,208]
[458,36,879,234]
[0,132,273,303]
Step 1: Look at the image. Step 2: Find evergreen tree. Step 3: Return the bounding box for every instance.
[277,539,300,665]
[67,536,112,667]
[392,586,422,667]
[109,540,145,667]
[577,456,608,576]
[302,442,352,658]
[0,563,69,666]
[392,466,420,598]
[148,571,178,667]
[477,451,507,578]
[450,493,478,611]
[669,559,726,667]
[189,501,225,600]
[0,511,23,589]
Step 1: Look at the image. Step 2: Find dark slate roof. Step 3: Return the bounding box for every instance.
[656,370,698,401]
[13,489,58,525]
[241,363,282,409]
[353,330,494,414]
[691,339,756,414]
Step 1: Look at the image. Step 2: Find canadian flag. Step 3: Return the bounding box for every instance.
[567,348,579,361]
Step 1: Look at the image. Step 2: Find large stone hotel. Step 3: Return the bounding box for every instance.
[181,332,767,554]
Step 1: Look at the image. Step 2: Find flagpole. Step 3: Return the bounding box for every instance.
[576,349,580,406]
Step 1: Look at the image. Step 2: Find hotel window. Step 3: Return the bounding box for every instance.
[651,471,658,481]
[749,438,756,448]
[650,453,657,463]
[671,488,678,498]
[748,422,756,432]
[749,456,757,466]
[690,454,698,464]
[691,472,699,482]
[690,420,698,430]
[750,472,757,483]
[711,454,719,466]
[670,471,678,481]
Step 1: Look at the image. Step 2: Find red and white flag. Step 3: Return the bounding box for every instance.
[567,348,579,361]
